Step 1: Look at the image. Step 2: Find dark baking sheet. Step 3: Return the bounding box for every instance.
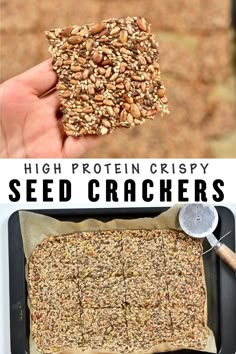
[8,206,236,354]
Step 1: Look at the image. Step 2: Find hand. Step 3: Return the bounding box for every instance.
[0,59,97,158]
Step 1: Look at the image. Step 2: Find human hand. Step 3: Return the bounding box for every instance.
[0,59,97,158]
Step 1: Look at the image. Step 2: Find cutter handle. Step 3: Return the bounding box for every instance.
[214,243,236,272]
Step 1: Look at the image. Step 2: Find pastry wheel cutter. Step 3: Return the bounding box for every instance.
[179,204,236,272]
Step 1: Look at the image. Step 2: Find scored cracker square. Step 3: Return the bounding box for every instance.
[28,235,81,280]
[29,278,80,321]
[45,17,169,136]
[160,230,203,276]
[167,273,206,310]
[125,275,168,308]
[80,276,126,308]
[77,231,123,278]
[32,320,83,353]
[82,308,129,352]
[122,230,161,277]
[126,307,173,351]
[170,326,210,351]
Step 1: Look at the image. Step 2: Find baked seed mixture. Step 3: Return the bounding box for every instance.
[28,229,209,353]
[45,17,169,137]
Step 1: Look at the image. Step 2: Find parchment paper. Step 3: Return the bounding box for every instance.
[19,205,216,354]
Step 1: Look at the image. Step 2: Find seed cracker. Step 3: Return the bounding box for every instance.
[45,17,169,137]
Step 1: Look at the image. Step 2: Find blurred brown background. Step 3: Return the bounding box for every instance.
[1,0,235,157]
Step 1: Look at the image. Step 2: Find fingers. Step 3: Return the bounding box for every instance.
[16,59,58,97]
[63,135,98,158]
[41,90,61,115]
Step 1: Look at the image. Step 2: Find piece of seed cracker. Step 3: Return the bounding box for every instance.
[45,17,169,137]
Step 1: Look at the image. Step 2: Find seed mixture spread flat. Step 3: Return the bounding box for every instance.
[28,229,210,354]
[45,17,169,137]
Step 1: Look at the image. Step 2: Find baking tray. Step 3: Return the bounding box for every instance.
[8,206,236,354]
